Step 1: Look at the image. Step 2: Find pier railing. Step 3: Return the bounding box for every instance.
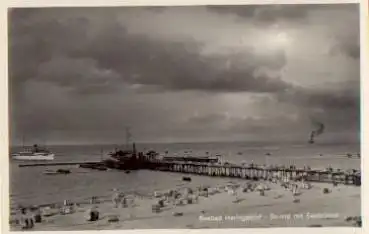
[143,160,361,186]
[17,158,361,186]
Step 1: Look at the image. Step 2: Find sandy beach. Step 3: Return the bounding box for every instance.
[9,142,361,230]
[9,175,361,230]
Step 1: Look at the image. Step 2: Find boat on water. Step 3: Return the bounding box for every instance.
[43,169,70,175]
[102,143,144,170]
[11,144,55,161]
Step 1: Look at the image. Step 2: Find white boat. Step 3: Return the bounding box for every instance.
[11,144,55,161]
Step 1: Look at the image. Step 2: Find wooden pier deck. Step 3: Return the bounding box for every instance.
[144,160,361,186]
[17,158,361,186]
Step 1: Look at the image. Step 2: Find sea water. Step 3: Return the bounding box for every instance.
[9,142,360,209]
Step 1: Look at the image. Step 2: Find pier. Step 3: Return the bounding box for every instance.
[18,162,102,167]
[143,160,361,186]
[18,159,361,186]
[17,159,361,186]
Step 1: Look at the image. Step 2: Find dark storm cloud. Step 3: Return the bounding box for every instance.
[274,80,360,133]
[9,8,291,96]
[36,56,122,94]
[330,40,360,59]
[8,5,360,144]
[208,3,360,61]
[190,78,360,141]
[207,4,357,23]
[187,113,228,125]
[207,5,311,23]
[279,81,359,111]
[8,10,92,85]
[328,8,360,60]
[185,109,306,142]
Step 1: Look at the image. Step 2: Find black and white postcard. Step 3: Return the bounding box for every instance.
[4,0,366,232]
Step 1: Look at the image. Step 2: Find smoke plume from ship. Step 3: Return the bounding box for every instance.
[309,121,325,144]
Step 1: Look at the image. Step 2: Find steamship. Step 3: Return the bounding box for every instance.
[11,144,55,161]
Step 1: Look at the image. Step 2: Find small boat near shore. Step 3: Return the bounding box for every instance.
[182,176,192,182]
[79,163,108,171]
[43,169,70,175]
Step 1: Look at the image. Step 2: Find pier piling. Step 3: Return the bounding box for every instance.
[143,160,360,186]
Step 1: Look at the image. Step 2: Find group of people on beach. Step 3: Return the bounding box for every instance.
[112,189,128,208]
[11,156,359,231]
[10,174,348,231]
[13,206,42,230]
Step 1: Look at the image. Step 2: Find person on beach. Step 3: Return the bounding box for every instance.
[281,181,289,190]
[61,200,74,215]
[121,195,128,208]
[112,188,122,208]
[19,208,34,230]
[292,184,299,196]
[301,178,309,189]
[32,207,42,223]
[85,206,99,221]
[90,196,98,204]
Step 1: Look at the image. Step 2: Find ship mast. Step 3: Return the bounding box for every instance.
[22,136,25,149]
[100,148,104,161]
[125,127,132,150]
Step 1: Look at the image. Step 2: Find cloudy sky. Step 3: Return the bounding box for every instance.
[8,4,360,145]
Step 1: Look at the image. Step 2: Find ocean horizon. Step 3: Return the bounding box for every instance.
[9,138,361,148]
